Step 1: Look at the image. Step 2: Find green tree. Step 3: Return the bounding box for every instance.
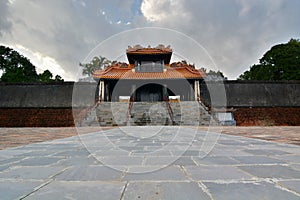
[0,45,39,82]
[80,56,111,77]
[0,45,64,82]
[199,67,226,80]
[54,75,63,82]
[239,39,300,80]
[207,69,225,78]
[39,70,53,82]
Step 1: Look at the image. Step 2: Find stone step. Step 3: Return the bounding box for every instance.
[80,101,218,126]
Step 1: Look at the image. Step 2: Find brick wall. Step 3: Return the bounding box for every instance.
[0,108,78,127]
[234,107,300,126]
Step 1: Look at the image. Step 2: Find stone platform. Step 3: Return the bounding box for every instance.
[0,126,300,199]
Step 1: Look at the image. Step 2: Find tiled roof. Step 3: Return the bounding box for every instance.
[126,45,172,54]
[93,65,205,80]
[126,48,172,55]
[126,46,173,64]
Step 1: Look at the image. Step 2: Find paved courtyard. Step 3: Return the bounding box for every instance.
[0,126,300,199]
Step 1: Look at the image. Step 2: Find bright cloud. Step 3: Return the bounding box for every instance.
[13,45,71,80]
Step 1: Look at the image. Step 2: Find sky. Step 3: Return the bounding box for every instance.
[0,0,299,80]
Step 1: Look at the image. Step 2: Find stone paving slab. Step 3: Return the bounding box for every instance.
[0,126,299,199]
[0,180,45,200]
[278,180,300,194]
[204,181,300,200]
[123,182,211,200]
[26,181,126,200]
[238,165,300,179]
[184,165,253,181]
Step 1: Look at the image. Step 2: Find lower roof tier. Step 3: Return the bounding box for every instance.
[93,63,206,80]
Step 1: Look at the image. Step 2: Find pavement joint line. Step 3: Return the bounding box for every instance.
[191,156,201,167]
[49,166,71,180]
[265,178,300,197]
[19,179,53,200]
[179,165,193,181]
[197,181,214,200]
[117,180,193,183]
[119,182,128,200]
[202,179,270,184]
[120,169,129,182]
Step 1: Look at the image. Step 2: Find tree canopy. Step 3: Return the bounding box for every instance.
[199,67,226,80]
[0,45,64,82]
[80,56,111,77]
[239,39,300,80]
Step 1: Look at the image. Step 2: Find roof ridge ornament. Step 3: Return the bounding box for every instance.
[126,44,172,52]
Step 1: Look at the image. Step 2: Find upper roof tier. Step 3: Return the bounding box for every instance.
[126,44,172,64]
[93,45,206,80]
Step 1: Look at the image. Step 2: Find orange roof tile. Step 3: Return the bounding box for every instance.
[93,65,205,80]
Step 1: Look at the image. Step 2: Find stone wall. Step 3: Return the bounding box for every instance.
[201,80,300,126]
[201,80,300,107]
[0,82,97,127]
[0,81,300,127]
[0,82,97,108]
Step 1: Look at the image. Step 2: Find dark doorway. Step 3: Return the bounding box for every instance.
[135,84,163,102]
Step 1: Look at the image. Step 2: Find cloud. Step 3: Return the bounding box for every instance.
[0,0,12,36]
[141,0,189,22]
[0,0,299,80]
[1,0,132,80]
[140,0,300,79]
[14,44,70,80]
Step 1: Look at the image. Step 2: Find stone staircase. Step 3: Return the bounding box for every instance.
[79,108,99,127]
[96,102,129,126]
[77,101,217,127]
[169,101,215,126]
[129,102,172,126]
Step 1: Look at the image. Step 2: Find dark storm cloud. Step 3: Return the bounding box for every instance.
[141,0,300,79]
[1,0,299,80]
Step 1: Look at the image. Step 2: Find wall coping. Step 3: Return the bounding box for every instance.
[0,81,98,86]
[204,80,300,84]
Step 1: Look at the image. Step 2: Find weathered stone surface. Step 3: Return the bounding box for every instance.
[0,180,44,200]
[123,182,211,200]
[233,155,286,165]
[184,166,253,181]
[123,166,187,181]
[27,181,126,200]
[238,165,300,179]
[193,156,240,166]
[278,180,300,194]
[0,127,300,199]
[205,182,300,200]
[0,166,65,180]
[16,156,63,166]
[55,166,123,181]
